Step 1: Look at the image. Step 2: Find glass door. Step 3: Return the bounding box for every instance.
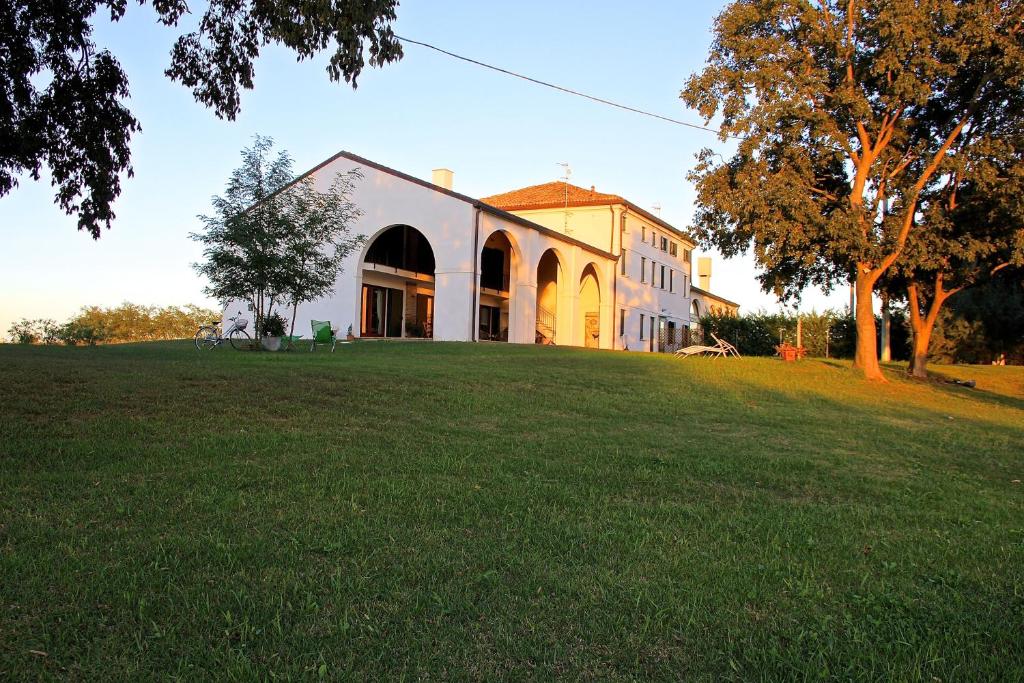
[361,284,404,337]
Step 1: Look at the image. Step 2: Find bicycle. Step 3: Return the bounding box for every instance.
[194,311,254,351]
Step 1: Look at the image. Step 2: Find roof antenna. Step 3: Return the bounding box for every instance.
[651,203,662,217]
[557,162,572,233]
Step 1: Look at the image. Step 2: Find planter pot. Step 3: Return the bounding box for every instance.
[261,336,282,352]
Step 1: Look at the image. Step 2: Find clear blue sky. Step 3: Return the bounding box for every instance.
[0,0,849,333]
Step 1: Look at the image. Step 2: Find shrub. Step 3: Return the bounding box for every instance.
[261,312,288,338]
[698,309,907,359]
[7,319,60,344]
[58,321,108,346]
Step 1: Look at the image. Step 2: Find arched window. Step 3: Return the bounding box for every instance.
[364,225,435,275]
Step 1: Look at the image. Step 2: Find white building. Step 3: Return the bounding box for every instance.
[241,151,737,352]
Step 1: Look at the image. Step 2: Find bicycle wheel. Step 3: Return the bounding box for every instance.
[228,328,254,351]
[195,326,219,350]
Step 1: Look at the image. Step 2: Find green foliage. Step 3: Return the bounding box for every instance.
[700,309,910,360]
[61,303,220,344]
[929,274,1024,364]
[8,304,220,345]
[1,1,401,237]
[277,168,365,338]
[192,136,363,340]
[6,319,58,344]
[260,312,287,338]
[682,0,1024,374]
[56,320,108,346]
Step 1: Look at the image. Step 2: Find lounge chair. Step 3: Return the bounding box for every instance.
[674,333,741,358]
[675,343,723,357]
[710,333,741,357]
[310,320,337,352]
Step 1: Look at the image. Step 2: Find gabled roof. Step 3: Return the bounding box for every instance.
[277,150,614,259]
[690,285,740,309]
[481,181,696,246]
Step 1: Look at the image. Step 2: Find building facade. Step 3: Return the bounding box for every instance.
[231,152,738,352]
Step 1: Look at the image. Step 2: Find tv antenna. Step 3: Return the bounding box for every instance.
[557,162,573,233]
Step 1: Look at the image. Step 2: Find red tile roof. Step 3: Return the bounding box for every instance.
[481,181,695,245]
[481,181,626,211]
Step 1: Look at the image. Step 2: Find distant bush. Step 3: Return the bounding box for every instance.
[699,309,910,359]
[7,319,61,345]
[57,320,107,346]
[7,304,220,345]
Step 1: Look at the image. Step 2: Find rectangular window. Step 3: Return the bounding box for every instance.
[670,269,675,293]
[683,248,691,262]
[650,316,656,352]
[651,260,656,286]
[619,308,626,337]
[669,242,678,257]
[661,236,668,252]
[620,250,627,276]
[639,315,645,340]
[652,231,657,246]
[641,225,646,242]
[660,265,666,289]
[640,256,647,283]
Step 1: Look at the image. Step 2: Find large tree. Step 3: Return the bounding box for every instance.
[683,0,1024,380]
[0,1,401,238]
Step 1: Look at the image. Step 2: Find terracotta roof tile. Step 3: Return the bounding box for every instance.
[481,181,625,211]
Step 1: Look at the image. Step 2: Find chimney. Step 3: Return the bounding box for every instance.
[697,257,712,291]
[432,168,454,190]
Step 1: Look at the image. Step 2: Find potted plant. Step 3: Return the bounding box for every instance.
[346,323,355,341]
[261,312,288,351]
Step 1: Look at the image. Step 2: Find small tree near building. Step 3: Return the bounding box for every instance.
[192,137,364,338]
[278,171,365,340]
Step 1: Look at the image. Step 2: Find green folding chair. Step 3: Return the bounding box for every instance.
[310,320,337,352]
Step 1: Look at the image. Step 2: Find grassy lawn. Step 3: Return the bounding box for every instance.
[1,341,1022,680]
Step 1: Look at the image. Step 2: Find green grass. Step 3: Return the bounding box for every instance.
[1,341,1022,681]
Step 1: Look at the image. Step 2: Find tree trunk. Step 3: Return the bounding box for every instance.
[880,293,891,362]
[852,268,884,380]
[908,318,935,379]
[288,300,298,342]
[906,275,959,380]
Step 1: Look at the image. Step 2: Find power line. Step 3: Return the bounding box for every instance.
[395,35,739,139]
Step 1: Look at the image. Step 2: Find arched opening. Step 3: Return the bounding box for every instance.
[479,231,515,341]
[579,263,601,349]
[690,299,703,345]
[535,249,562,344]
[360,225,435,338]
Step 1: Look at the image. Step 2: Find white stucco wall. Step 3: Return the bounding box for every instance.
[226,154,622,349]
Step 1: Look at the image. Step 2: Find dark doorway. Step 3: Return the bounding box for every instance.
[361,284,403,337]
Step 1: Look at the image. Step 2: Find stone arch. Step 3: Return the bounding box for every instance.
[578,262,602,349]
[477,229,523,342]
[358,224,436,338]
[535,248,566,344]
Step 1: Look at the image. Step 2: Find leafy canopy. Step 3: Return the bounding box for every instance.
[683,0,1024,299]
[0,0,401,237]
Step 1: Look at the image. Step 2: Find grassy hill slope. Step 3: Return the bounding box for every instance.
[1,342,1022,680]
